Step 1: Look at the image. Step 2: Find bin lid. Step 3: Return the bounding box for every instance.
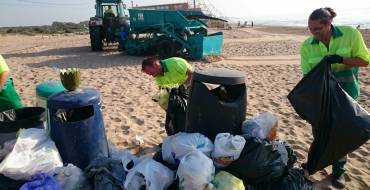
[47,88,101,109]
[36,80,65,98]
[193,68,245,85]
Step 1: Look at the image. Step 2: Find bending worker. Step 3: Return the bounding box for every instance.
[142,56,193,135]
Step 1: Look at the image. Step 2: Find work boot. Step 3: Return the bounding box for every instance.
[331,173,345,189]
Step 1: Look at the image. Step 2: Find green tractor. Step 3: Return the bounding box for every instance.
[89,0,128,51]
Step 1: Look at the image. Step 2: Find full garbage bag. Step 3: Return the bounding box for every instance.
[264,168,314,190]
[212,133,246,168]
[124,158,174,190]
[84,157,126,190]
[241,112,278,141]
[177,150,215,190]
[205,171,245,190]
[0,128,63,180]
[165,86,189,135]
[288,59,370,174]
[225,136,286,188]
[162,132,213,165]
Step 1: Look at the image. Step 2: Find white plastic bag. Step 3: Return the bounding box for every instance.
[124,158,175,190]
[162,132,214,165]
[273,140,289,165]
[177,150,215,190]
[109,143,141,172]
[212,133,246,168]
[241,112,278,141]
[0,128,63,180]
[53,164,89,190]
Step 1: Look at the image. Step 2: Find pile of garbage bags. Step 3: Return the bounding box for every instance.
[0,111,313,190]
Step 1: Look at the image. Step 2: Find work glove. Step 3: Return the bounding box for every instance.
[324,54,343,64]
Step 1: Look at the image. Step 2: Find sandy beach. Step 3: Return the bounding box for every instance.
[1,25,369,189]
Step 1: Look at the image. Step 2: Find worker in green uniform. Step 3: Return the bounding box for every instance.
[0,54,22,112]
[142,56,193,90]
[300,7,370,188]
[142,56,193,135]
[104,5,115,17]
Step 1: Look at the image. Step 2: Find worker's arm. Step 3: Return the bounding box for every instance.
[0,71,9,90]
[184,68,193,88]
[343,57,369,67]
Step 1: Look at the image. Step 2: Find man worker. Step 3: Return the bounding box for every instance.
[104,5,115,17]
[300,7,370,188]
[142,56,193,135]
[0,54,22,112]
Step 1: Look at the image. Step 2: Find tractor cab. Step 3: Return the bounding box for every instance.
[89,0,128,51]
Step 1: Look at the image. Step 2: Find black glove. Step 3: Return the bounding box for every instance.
[324,54,343,64]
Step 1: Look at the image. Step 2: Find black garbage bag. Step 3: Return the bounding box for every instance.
[84,157,126,190]
[264,168,314,190]
[0,107,45,145]
[165,86,189,135]
[225,136,286,188]
[288,59,370,174]
[273,140,297,168]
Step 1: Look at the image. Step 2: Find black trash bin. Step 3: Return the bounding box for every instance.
[0,107,45,145]
[185,68,246,140]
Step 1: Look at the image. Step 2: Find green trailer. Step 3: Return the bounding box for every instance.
[121,9,225,59]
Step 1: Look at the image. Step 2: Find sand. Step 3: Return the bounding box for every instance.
[0,25,369,189]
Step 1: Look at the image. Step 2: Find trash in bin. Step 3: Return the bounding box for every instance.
[205,171,245,190]
[177,150,215,190]
[186,68,246,141]
[0,128,63,180]
[212,133,246,168]
[124,158,174,190]
[241,112,278,141]
[0,107,45,145]
[288,59,370,174]
[20,173,61,190]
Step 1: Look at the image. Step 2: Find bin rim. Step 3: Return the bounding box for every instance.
[193,68,245,85]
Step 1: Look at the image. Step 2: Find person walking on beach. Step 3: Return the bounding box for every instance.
[0,54,22,112]
[300,7,370,188]
[142,56,193,135]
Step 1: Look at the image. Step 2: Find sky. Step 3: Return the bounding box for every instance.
[0,0,370,27]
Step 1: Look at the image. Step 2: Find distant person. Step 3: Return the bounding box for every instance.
[251,21,254,27]
[237,21,241,27]
[300,7,370,188]
[104,5,115,17]
[0,54,22,112]
[244,21,248,27]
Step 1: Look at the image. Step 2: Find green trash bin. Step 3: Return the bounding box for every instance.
[35,80,65,132]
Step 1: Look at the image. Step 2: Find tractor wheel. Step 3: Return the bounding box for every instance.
[89,27,103,51]
[157,39,178,59]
